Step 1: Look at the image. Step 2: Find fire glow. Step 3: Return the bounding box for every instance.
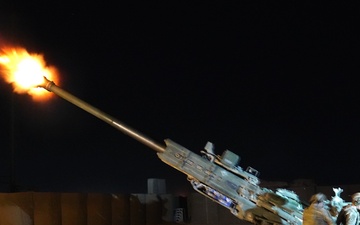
[0,46,59,100]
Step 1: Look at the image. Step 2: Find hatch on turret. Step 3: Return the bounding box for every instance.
[221,150,240,167]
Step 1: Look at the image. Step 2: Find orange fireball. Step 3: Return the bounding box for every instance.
[0,46,59,101]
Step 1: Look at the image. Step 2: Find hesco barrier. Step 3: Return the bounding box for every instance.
[1,184,360,225]
[0,192,178,225]
[0,191,257,225]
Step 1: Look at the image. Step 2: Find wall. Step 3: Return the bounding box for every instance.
[1,183,359,225]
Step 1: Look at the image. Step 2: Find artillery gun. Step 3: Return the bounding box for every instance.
[39,77,342,225]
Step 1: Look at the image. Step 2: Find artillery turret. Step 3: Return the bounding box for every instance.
[38,77,309,224]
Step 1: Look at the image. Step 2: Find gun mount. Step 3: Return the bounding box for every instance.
[39,77,342,225]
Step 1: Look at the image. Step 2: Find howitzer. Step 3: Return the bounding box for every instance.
[40,77,306,225]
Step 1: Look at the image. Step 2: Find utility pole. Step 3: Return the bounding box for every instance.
[9,92,17,192]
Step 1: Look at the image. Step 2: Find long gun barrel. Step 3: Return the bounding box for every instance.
[40,77,165,153]
[39,76,312,225]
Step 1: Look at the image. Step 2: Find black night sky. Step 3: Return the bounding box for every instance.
[0,2,359,194]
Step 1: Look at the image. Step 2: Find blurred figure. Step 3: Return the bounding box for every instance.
[336,192,360,225]
[303,193,335,225]
[330,188,347,218]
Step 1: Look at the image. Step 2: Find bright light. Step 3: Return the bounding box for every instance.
[0,46,59,101]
